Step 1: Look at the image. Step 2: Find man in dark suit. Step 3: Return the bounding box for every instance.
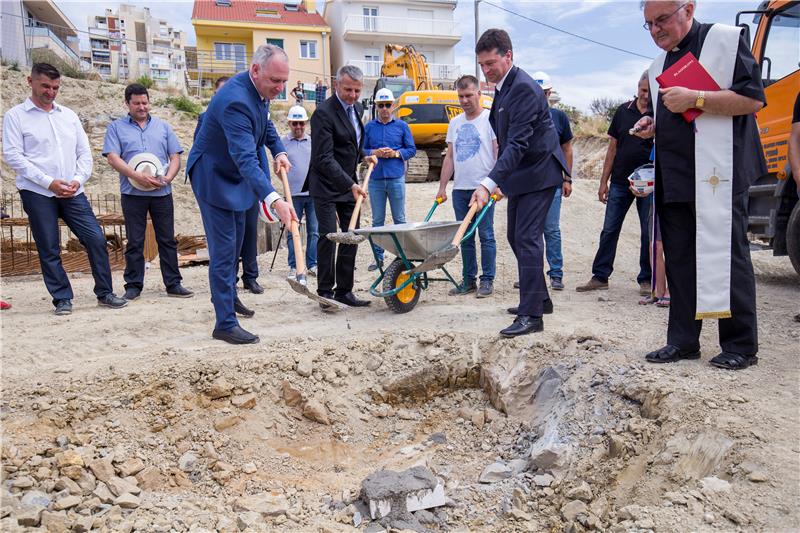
[188,45,296,344]
[305,65,377,308]
[472,29,571,337]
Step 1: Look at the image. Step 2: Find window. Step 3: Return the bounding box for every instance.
[266,38,284,49]
[215,0,232,6]
[300,40,317,59]
[760,2,799,86]
[285,3,300,12]
[364,54,380,76]
[363,6,378,31]
[139,58,148,65]
[256,9,280,18]
[214,42,247,70]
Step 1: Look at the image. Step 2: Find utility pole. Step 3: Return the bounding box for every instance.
[474,0,480,79]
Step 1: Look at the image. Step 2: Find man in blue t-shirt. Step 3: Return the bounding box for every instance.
[103,83,192,301]
[531,72,573,291]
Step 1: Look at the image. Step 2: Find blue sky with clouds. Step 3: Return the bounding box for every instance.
[59,1,759,111]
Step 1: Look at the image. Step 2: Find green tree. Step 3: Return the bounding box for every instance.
[136,74,154,89]
[589,97,626,123]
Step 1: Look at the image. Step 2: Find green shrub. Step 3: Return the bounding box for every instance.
[165,95,202,116]
[136,75,154,89]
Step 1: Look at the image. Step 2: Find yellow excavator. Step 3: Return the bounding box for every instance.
[372,44,492,182]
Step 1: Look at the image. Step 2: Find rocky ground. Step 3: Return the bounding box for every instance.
[2,66,799,532]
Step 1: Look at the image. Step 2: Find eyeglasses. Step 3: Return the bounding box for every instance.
[376,103,392,109]
[290,121,305,126]
[643,2,688,31]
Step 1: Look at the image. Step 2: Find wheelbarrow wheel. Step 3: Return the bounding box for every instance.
[382,258,421,313]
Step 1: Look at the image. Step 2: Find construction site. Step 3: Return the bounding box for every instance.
[1,51,799,533]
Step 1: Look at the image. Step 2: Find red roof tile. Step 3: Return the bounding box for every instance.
[192,0,328,27]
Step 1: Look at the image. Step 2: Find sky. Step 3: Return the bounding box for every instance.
[57,0,761,112]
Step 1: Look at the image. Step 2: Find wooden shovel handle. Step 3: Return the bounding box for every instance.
[452,202,480,246]
[278,168,306,275]
[347,162,374,231]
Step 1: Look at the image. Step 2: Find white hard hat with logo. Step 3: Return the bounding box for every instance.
[287,106,309,122]
[375,88,395,102]
[532,71,553,90]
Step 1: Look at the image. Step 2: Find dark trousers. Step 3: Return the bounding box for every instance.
[19,190,113,305]
[237,203,259,283]
[314,196,357,297]
[508,186,557,317]
[121,193,182,291]
[591,182,652,284]
[658,193,758,355]
[197,199,246,331]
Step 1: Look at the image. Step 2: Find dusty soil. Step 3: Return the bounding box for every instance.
[1,67,799,533]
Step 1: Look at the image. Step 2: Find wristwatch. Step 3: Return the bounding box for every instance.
[564,178,573,184]
[695,90,706,109]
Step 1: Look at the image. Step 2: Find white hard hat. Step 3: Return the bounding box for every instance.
[375,88,395,102]
[287,106,309,122]
[532,71,553,90]
[628,164,655,196]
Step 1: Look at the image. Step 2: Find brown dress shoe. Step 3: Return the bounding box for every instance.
[575,277,609,292]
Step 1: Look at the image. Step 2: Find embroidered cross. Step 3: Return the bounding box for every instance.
[702,167,730,195]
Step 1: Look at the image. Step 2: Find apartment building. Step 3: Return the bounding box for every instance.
[87,4,186,89]
[1,0,81,68]
[323,0,461,95]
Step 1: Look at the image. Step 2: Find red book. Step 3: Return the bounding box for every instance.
[656,52,720,122]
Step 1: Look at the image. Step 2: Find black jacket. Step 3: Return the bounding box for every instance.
[488,66,569,195]
[305,95,365,200]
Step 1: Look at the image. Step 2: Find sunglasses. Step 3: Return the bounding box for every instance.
[290,121,305,126]
[376,103,392,109]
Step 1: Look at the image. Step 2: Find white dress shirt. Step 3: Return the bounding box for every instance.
[2,98,93,198]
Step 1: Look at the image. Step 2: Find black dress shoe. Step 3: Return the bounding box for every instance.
[212,325,259,345]
[334,292,371,307]
[54,299,73,316]
[507,298,553,316]
[167,285,194,298]
[234,297,255,317]
[98,293,128,309]
[644,344,701,364]
[124,288,141,301]
[500,315,543,337]
[242,279,264,294]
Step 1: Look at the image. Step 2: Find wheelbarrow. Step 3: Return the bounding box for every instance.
[353,196,497,313]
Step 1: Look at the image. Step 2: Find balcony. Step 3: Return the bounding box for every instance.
[347,60,460,81]
[24,25,81,64]
[185,49,250,80]
[342,15,460,45]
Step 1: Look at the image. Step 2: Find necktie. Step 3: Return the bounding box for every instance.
[348,105,361,144]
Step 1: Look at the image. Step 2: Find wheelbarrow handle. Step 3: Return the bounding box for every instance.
[347,162,374,231]
[460,194,499,245]
[424,196,446,222]
[278,167,306,275]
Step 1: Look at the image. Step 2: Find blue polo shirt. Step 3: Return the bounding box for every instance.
[103,114,183,196]
[363,118,416,179]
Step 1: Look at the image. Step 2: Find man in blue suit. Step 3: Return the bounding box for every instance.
[188,44,296,344]
[472,29,571,337]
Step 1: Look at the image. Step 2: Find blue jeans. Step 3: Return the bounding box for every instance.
[453,188,496,282]
[19,190,114,305]
[544,187,563,280]
[369,178,406,262]
[287,195,318,269]
[591,182,651,284]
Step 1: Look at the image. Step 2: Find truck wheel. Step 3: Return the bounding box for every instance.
[382,259,421,313]
[787,201,800,276]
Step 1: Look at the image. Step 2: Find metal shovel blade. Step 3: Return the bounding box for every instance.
[405,244,458,274]
[326,231,366,245]
[287,274,349,311]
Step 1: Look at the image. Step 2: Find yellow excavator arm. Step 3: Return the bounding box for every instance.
[381,44,433,91]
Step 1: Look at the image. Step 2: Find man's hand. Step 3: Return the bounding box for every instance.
[598,180,609,203]
[274,153,292,175]
[351,183,367,201]
[629,185,651,198]
[436,186,448,203]
[363,155,378,167]
[470,185,491,210]
[48,179,74,198]
[272,198,298,227]
[373,147,392,158]
[659,87,696,114]
[632,116,654,139]
[562,181,572,198]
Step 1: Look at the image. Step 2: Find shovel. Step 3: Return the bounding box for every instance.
[326,162,375,245]
[408,194,498,275]
[277,168,348,311]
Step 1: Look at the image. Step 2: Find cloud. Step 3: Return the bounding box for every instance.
[554,0,614,21]
[557,57,651,112]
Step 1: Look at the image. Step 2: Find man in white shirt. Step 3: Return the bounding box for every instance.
[437,75,498,298]
[2,63,127,315]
